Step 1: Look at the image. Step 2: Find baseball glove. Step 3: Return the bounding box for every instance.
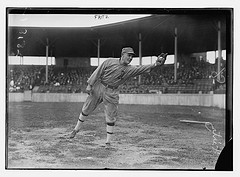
[156,53,168,66]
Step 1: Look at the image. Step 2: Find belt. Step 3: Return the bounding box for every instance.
[101,81,118,90]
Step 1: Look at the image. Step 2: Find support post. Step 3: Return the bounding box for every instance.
[138,33,142,84]
[98,39,100,66]
[174,27,178,82]
[51,49,53,65]
[217,21,222,81]
[45,38,49,83]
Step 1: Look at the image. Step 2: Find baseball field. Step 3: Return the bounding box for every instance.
[7,102,225,170]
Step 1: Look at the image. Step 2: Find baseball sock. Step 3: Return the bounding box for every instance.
[106,122,114,144]
[74,112,87,131]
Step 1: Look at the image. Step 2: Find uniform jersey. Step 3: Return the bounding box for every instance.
[82,58,155,124]
[87,58,155,87]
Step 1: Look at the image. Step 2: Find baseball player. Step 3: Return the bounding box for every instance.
[69,47,168,147]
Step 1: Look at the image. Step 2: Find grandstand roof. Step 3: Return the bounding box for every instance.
[8,9,231,58]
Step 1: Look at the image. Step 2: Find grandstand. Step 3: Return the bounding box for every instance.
[7,11,228,96]
[7,12,229,99]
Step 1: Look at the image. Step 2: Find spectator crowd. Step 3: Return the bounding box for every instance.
[8,59,225,94]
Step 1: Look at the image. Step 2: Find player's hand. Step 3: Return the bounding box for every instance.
[86,84,93,95]
[155,53,168,66]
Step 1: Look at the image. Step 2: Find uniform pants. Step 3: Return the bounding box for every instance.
[82,81,119,124]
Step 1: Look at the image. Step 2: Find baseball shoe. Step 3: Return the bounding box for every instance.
[69,129,79,139]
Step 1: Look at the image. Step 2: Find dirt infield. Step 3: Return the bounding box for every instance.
[7,102,225,169]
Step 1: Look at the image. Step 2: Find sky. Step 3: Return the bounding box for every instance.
[8,14,150,27]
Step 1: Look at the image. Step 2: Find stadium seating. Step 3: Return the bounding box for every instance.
[8,60,225,94]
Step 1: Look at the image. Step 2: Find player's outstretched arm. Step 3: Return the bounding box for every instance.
[125,53,168,78]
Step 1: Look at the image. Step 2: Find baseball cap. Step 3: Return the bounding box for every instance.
[121,47,135,55]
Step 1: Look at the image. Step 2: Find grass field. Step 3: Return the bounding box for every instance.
[6,102,225,170]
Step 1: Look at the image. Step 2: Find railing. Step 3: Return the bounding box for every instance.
[8,91,226,109]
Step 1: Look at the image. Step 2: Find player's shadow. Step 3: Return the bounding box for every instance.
[215,138,233,171]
